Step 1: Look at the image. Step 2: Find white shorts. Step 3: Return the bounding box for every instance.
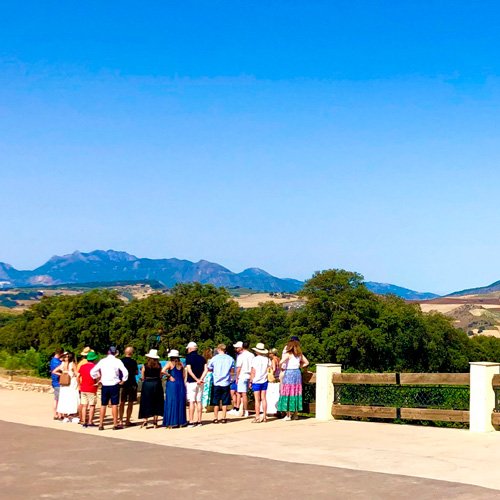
[186,381,204,403]
[237,377,250,393]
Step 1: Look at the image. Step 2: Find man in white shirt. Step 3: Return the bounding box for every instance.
[90,346,128,431]
[233,341,254,417]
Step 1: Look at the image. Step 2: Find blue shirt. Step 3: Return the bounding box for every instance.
[50,357,62,387]
[208,353,235,387]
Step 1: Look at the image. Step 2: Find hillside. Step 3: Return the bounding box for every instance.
[365,282,438,300]
[446,280,500,297]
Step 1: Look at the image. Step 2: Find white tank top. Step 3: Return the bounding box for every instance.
[286,355,301,370]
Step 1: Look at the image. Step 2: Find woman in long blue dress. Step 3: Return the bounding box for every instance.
[161,349,187,428]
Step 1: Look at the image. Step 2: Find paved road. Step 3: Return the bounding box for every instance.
[1,421,499,499]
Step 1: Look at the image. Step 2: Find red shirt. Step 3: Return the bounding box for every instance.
[79,362,98,393]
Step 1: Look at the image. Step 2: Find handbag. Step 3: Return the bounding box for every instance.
[267,367,276,383]
[59,372,71,386]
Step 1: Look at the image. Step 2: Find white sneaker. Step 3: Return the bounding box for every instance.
[71,417,80,424]
[63,417,70,423]
[243,411,249,418]
[228,409,238,415]
[283,415,292,421]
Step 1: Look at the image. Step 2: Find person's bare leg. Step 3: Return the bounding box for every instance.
[253,392,261,421]
[119,401,125,425]
[81,404,88,424]
[196,401,202,423]
[188,401,195,423]
[221,405,227,420]
[126,402,133,425]
[241,392,248,413]
[213,405,219,421]
[53,395,60,419]
[99,404,106,428]
[112,405,119,427]
[261,391,268,421]
[88,405,95,425]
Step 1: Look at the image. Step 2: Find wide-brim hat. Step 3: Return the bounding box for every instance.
[168,349,180,358]
[145,349,160,359]
[80,346,92,356]
[252,342,268,354]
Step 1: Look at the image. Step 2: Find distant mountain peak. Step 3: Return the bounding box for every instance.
[239,267,272,277]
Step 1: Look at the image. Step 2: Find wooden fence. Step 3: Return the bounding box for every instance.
[331,372,470,423]
[492,374,500,427]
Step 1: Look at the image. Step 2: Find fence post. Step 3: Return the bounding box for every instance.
[315,363,342,420]
[469,362,500,432]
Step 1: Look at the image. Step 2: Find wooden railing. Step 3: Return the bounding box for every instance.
[331,372,470,423]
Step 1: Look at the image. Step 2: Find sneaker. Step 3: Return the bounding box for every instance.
[82,424,88,429]
[196,422,203,427]
[243,411,249,418]
[71,418,80,424]
[63,417,70,423]
[187,422,195,428]
[228,409,238,415]
[283,416,292,421]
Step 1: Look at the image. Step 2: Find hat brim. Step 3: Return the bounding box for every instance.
[252,347,269,354]
[146,354,160,359]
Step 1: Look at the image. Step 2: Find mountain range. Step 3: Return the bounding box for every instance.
[0,249,439,298]
[0,250,303,293]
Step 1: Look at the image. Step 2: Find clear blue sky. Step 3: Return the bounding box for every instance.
[1,1,500,294]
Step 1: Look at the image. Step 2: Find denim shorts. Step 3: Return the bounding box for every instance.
[252,381,268,392]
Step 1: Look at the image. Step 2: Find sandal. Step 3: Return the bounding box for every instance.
[251,418,260,423]
[220,418,227,424]
[212,419,219,424]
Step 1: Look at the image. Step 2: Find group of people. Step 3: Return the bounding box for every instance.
[50,336,309,430]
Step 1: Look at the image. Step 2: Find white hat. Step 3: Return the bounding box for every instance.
[233,341,243,349]
[168,349,180,358]
[252,342,268,354]
[145,349,160,359]
[186,341,198,349]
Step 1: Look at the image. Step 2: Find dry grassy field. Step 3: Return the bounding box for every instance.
[232,293,303,309]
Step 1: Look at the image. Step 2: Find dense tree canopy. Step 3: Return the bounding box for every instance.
[0,269,499,373]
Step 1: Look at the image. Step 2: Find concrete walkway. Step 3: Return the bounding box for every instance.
[1,421,498,499]
[1,388,500,492]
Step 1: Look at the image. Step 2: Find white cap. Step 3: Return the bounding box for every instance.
[233,341,243,349]
[187,341,198,349]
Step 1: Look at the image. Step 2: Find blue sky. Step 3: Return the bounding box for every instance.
[1,1,500,294]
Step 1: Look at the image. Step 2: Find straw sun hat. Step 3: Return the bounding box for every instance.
[252,342,268,354]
